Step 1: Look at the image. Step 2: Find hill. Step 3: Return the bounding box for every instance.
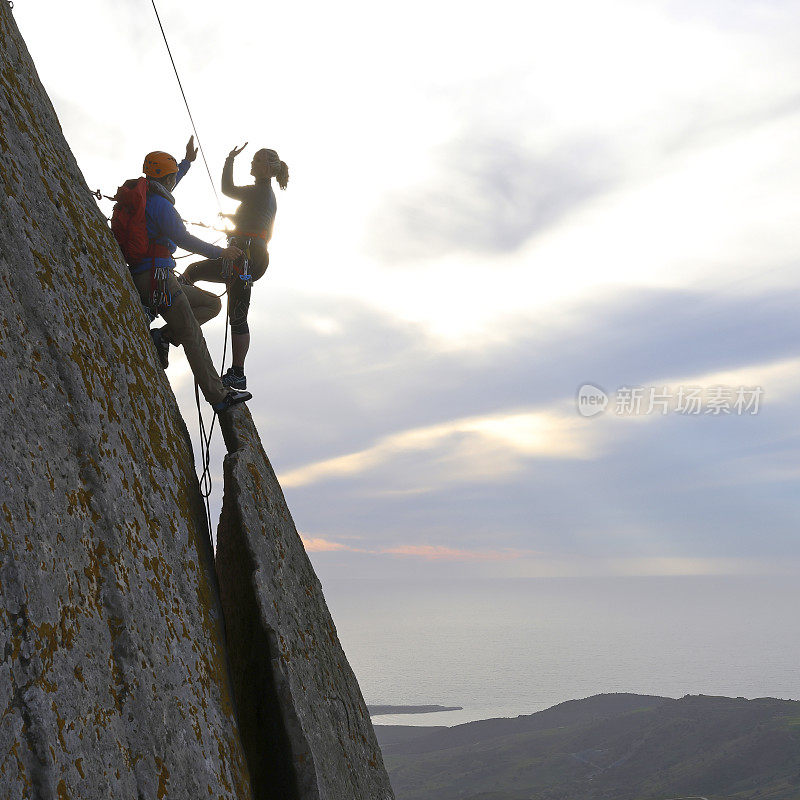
[376,693,800,800]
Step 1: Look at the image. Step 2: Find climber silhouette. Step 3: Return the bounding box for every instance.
[126,137,252,413]
[181,143,289,391]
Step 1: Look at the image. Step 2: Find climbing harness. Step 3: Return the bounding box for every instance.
[239,229,269,242]
[222,235,253,286]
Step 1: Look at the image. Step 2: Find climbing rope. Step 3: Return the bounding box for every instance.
[89,4,240,534]
[194,272,233,529]
[150,0,221,210]
[183,217,229,234]
[94,190,228,241]
[186,237,246,532]
[192,233,252,528]
[194,382,214,529]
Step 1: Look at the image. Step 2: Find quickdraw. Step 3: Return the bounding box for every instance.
[240,248,252,285]
[145,244,172,314]
[151,265,171,310]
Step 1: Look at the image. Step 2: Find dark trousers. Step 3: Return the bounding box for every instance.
[132,270,226,404]
[182,241,268,335]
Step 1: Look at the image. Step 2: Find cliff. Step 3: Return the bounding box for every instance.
[218,408,393,800]
[0,5,392,799]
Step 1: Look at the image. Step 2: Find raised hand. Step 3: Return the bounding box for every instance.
[228,142,248,159]
[185,135,198,162]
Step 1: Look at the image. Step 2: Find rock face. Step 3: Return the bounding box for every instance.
[217,406,395,800]
[0,6,394,800]
[0,6,253,800]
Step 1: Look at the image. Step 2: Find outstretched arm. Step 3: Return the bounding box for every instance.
[221,143,249,200]
[174,136,198,189]
[174,158,191,189]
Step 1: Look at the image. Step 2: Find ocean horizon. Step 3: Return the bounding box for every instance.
[319,574,800,727]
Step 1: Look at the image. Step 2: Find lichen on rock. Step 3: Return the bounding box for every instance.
[1,6,395,800]
[0,5,250,798]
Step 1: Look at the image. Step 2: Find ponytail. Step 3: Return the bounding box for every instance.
[256,148,290,190]
[275,160,289,190]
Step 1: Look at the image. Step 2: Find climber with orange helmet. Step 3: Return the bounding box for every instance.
[129,137,251,413]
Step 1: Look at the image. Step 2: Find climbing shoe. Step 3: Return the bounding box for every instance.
[212,389,252,413]
[150,327,170,370]
[221,367,247,390]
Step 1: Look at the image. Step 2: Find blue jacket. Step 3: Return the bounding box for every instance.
[130,159,224,275]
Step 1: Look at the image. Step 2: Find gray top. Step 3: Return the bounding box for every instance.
[221,155,277,242]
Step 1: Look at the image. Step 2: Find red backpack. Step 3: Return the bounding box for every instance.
[110,177,150,265]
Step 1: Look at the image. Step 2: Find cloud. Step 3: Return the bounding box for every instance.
[299,537,532,562]
[301,536,361,553]
[18,0,800,582]
[231,283,800,471]
[170,281,800,566]
[366,135,619,263]
[362,4,800,269]
[280,408,596,490]
[227,280,800,567]
[381,544,530,561]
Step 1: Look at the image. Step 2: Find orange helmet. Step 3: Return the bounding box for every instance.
[142,151,179,178]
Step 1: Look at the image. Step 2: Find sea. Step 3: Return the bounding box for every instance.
[318,574,800,727]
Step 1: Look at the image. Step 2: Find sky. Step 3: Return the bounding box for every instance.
[13,0,800,582]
